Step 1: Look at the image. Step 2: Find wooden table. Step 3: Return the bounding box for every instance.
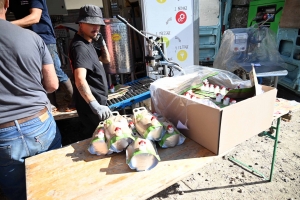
[25,138,216,200]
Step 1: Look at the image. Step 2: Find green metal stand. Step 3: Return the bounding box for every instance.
[228,117,280,182]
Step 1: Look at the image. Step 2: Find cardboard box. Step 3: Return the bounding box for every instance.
[152,85,277,155]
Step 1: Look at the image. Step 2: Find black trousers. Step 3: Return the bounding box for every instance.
[77,108,100,138]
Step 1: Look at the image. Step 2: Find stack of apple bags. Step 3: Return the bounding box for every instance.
[87,107,186,171]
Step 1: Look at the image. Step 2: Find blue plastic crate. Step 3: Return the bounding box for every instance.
[107,77,154,110]
[277,28,300,92]
[199,0,222,63]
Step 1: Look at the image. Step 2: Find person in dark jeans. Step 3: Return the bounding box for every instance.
[0,0,62,199]
[8,0,74,110]
[69,5,111,136]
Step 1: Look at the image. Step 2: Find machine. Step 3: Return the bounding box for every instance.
[247,0,285,34]
[213,26,287,87]
[104,15,187,110]
[115,15,185,79]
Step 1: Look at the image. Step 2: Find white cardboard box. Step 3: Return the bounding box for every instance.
[152,85,277,155]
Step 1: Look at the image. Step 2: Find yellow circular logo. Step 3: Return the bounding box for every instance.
[112,33,121,41]
[177,50,188,61]
[157,0,166,3]
[162,37,170,48]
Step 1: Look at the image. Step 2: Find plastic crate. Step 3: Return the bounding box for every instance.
[277,28,300,92]
[107,77,154,110]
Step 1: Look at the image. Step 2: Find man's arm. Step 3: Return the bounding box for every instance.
[11,8,42,27]
[74,68,96,103]
[42,64,59,93]
[97,33,110,64]
[74,67,111,120]
[99,45,110,64]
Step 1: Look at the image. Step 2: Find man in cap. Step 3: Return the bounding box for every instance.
[69,5,111,137]
[8,0,74,111]
[0,0,61,199]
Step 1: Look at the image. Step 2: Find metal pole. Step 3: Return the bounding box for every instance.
[274,76,279,88]
[269,117,280,182]
[228,157,266,179]
[193,0,200,65]
[116,15,149,39]
[120,74,124,84]
[162,42,168,76]
[108,74,112,86]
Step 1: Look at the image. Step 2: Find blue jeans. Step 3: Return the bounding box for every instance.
[46,44,69,83]
[0,109,62,200]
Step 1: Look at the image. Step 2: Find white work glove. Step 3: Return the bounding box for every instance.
[89,100,111,121]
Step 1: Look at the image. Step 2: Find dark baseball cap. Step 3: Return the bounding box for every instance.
[76,5,105,26]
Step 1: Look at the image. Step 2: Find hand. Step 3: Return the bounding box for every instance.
[95,33,106,47]
[89,100,111,121]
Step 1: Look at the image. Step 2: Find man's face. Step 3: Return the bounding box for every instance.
[80,23,101,40]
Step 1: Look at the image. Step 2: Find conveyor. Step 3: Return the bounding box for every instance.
[107,77,154,110]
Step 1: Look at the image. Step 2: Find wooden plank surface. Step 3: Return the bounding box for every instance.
[52,110,78,120]
[273,98,300,120]
[25,138,216,200]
